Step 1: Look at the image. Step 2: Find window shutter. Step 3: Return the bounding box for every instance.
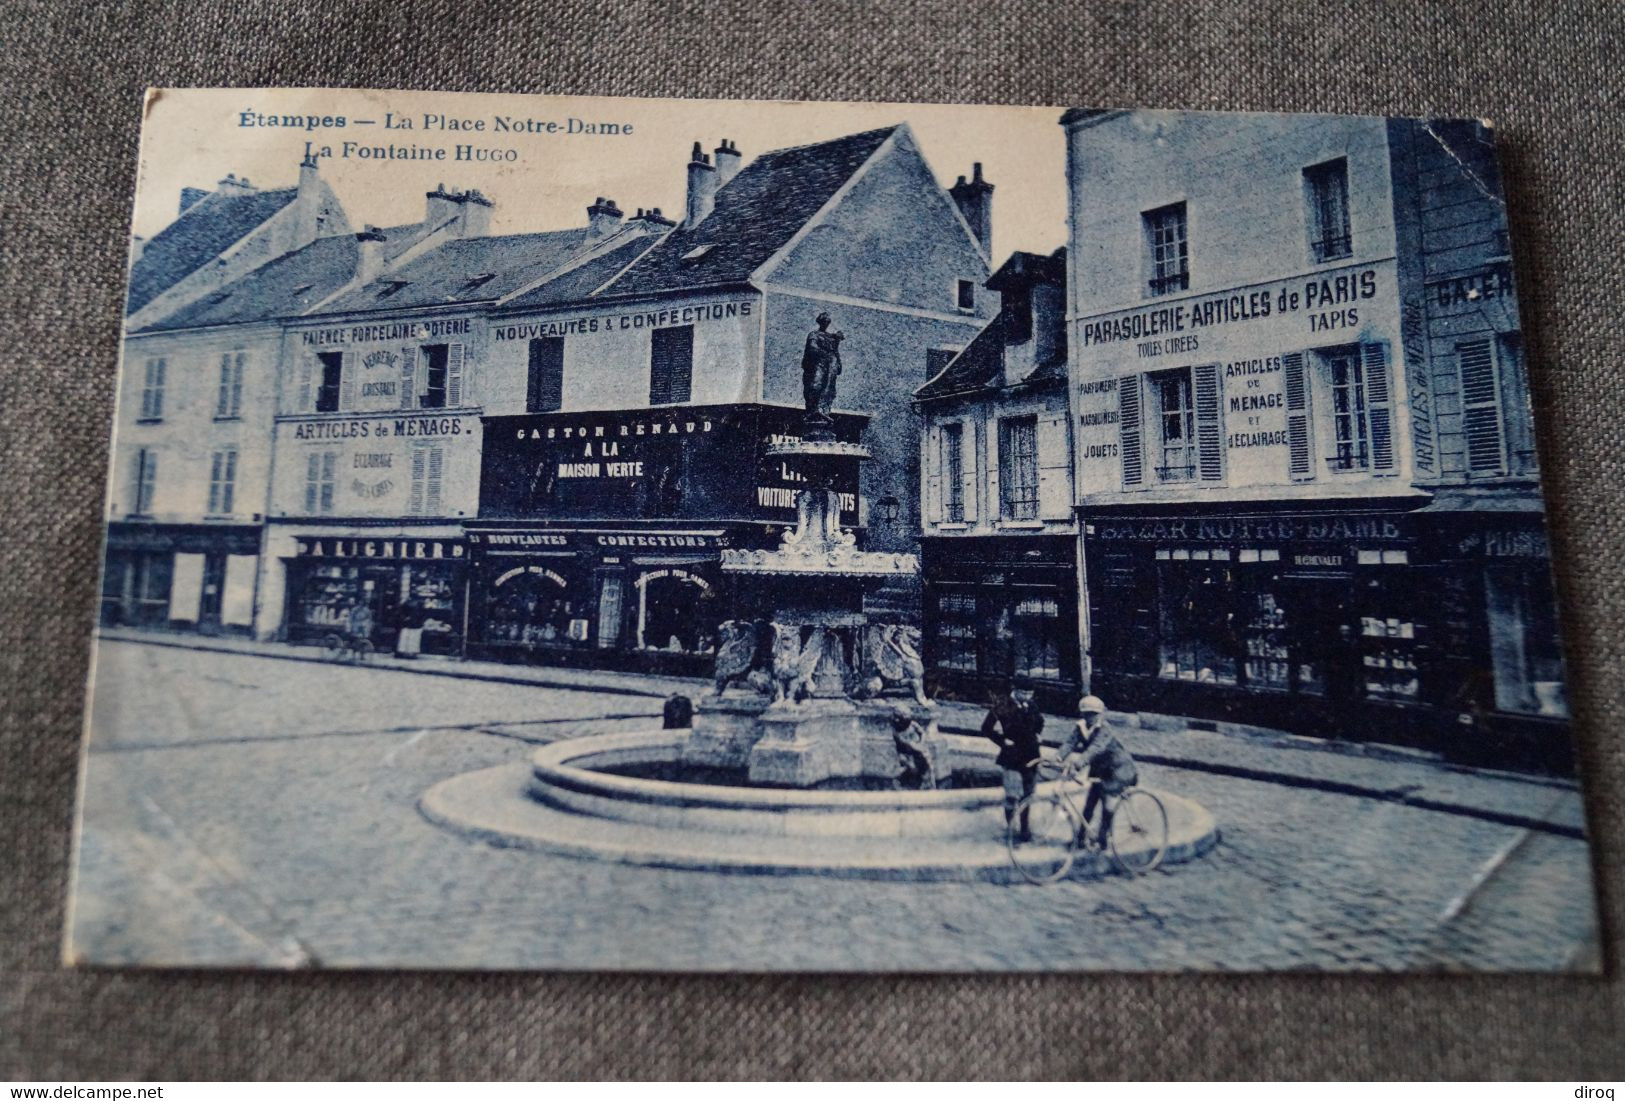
[408,447,427,515]
[320,452,336,514]
[426,447,445,514]
[1362,342,1396,474]
[141,451,156,513]
[923,425,942,524]
[231,352,245,415]
[304,452,320,513]
[1118,374,1144,487]
[1457,339,1505,474]
[446,343,466,407]
[1037,412,1071,518]
[217,354,232,416]
[152,358,165,418]
[208,451,223,513]
[985,414,1002,512]
[400,346,418,410]
[960,420,979,524]
[338,350,355,411]
[297,357,314,413]
[1194,363,1225,482]
[1283,351,1314,481]
[222,450,236,513]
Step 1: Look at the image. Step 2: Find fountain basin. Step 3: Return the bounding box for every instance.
[420,729,1222,881]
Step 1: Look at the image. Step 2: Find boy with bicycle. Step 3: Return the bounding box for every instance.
[1061,695,1138,848]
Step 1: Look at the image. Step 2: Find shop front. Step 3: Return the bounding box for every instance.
[101,522,260,634]
[1081,505,1457,751]
[1414,500,1573,771]
[470,403,865,675]
[919,535,1081,712]
[276,532,468,656]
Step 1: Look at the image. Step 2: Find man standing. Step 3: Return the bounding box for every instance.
[981,678,1044,842]
[1062,695,1139,847]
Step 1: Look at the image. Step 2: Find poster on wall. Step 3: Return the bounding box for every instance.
[71,87,1598,972]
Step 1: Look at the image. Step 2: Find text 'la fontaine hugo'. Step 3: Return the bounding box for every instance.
[240,108,634,164]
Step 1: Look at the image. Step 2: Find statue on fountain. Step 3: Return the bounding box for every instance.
[801,312,844,434]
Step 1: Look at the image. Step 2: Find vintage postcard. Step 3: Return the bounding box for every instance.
[67,87,1598,971]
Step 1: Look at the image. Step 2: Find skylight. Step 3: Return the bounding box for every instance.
[681,244,716,261]
[463,273,496,289]
[376,281,410,299]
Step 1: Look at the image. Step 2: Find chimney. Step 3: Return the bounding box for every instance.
[587,196,624,238]
[355,225,387,284]
[130,235,147,265]
[684,141,718,228]
[948,162,994,255]
[457,188,493,237]
[298,150,321,197]
[629,207,676,234]
[216,172,257,197]
[425,183,460,226]
[178,187,209,215]
[713,138,743,188]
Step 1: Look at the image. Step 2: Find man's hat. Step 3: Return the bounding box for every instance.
[1078,695,1107,715]
[815,311,831,324]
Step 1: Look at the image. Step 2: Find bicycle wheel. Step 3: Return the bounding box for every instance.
[322,633,346,661]
[1108,788,1169,876]
[1007,793,1081,885]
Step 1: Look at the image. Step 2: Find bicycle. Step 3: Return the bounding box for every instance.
[322,631,375,664]
[1005,752,1170,884]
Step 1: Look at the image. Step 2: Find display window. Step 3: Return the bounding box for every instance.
[634,566,718,655]
[1153,553,1239,685]
[933,589,979,672]
[1011,593,1063,680]
[1485,564,1567,717]
[485,564,586,648]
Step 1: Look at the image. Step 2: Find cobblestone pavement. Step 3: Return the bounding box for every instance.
[67,639,1600,971]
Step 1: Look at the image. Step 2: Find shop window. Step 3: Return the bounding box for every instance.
[215,351,245,419]
[408,445,444,516]
[1151,368,1196,482]
[527,336,565,413]
[131,447,158,516]
[1156,563,1238,685]
[486,568,580,648]
[315,351,343,413]
[1486,566,1568,717]
[942,422,965,522]
[934,591,979,671]
[1012,594,1063,680]
[637,569,715,653]
[998,416,1038,520]
[649,325,694,405]
[1458,338,1507,475]
[1142,201,1189,297]
[1304,158,1352,262]
[139,357,166,421]
[304,451,337,515]
[1356,576,1421,702]
[206,448,237,515]
[133,552,173,624]
[1242,590,1295,693]
[595,573,624,649]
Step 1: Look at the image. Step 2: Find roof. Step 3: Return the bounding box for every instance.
[127,186,298,313]
[916,248,1068,401]
[599,126,898,297]
[314,228,591,315]
[137,234,359,332]
[915,312,1008,400]
[500,232,665,310]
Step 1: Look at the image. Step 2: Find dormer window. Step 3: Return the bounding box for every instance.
[682,245,716,262]
[376,280,410,299]
[463,273,496,290]
[290,284,314,297]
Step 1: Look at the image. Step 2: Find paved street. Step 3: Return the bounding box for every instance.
[67,637,1599,971]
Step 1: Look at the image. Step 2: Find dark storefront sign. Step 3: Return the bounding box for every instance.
[105,521,260,556]
[479,404,864,528]
[283,535,467,655]
[921,535,1081,712]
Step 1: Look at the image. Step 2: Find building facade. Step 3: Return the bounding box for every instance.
[1061,109,1571,769]
[915,249,1081,712]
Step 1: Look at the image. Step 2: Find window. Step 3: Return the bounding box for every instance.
[1011,594,1062,680]
[1457,338,1506,474]
[408,444,444,516]
[315,351,343,413]
[1304,158,1352,262]
[955,279,976,311]
[998,416,1039,520]
[139,358,166,421]
[649,325,694,405]
[207,449,237,515]
[1326,345,1370,470]
[215,351,245,418]
[304,451,337,515]
[420,344,449,409]
[1152,368,1196,482]
[942,422,965,522]
[934,591,979,671]
[132,447,157,515]
[527,337,565,413]
[1143,202,1189,296]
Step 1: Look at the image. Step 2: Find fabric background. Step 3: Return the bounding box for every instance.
[1,0,1620,1080]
